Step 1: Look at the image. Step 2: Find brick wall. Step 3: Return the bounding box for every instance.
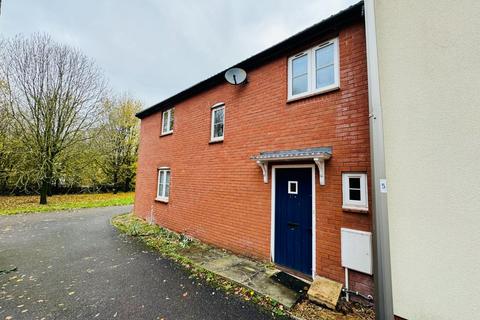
[134,21,373,296]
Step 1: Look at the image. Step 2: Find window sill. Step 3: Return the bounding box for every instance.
[287,85,339,103]
[209,138,224,144]
[155,197,169,203]
[342,206,368,214]
[160,131,173,137]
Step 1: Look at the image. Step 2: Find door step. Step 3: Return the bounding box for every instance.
[271,271,310,295]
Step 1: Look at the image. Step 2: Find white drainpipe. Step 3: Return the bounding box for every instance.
[345,267,350,302]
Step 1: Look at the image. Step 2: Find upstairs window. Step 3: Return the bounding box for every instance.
[161,108,174,135]
[288,38,339,100]
[291,54,308,96]
[210,103,225,142]
[156,168,171,202]
[342,173,368,211]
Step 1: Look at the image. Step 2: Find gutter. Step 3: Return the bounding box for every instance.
[363,1,394,319]
[136,1,364,119]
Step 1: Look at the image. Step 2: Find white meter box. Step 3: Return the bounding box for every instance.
[341,228,373,275]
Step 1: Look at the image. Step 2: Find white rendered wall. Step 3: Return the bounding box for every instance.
[373,0,480,318]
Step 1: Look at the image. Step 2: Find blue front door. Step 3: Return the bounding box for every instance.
[274,167,313,276]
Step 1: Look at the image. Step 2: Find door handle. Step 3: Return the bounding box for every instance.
[287,222,300,229]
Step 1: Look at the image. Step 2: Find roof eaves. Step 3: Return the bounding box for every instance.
[136,1,364,119]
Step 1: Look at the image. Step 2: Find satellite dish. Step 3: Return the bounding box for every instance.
[225,67,247,85]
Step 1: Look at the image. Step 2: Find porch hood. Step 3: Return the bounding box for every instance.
[251,147,332,185]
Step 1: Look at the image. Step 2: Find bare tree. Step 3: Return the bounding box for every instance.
[0,34,106,204]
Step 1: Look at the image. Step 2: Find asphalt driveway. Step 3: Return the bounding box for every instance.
[0,206,278,320]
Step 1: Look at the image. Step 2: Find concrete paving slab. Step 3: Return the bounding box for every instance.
[307,275,343,309]
[182,247,302,308]
[247,271,301,307]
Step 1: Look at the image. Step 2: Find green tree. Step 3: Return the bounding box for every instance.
[0,76,12,192]
[96,96,141,194]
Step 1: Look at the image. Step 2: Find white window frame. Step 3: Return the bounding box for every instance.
[156,168,171,202]
[288,181,298,194]
[342,172,368,211]
[161,108,174,135]
[287,37,340,101]
[210,103,225,142]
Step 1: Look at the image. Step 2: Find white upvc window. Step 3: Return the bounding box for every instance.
[156,168,171,202]
[342,173,368,211]
[161,108,174,135]
[287,38,339,101]
[210,103,225,142]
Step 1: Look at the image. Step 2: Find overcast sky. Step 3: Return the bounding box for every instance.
[1,0,356,109]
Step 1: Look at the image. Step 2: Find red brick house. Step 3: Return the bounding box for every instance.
[135,2,373,297]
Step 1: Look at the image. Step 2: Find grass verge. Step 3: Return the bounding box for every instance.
[112,213,289,318]
[112,213,375,320]
[0,192,134,215]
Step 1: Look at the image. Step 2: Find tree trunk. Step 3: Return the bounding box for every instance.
[124,176,131,192]
[113,172,118,194]
[40,178,48,204]
[0,174,7,195]
[40,160,53,204]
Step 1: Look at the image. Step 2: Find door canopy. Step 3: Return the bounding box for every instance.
[251,147,332,185]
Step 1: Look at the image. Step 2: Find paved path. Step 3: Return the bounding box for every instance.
[0,206,278,320]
